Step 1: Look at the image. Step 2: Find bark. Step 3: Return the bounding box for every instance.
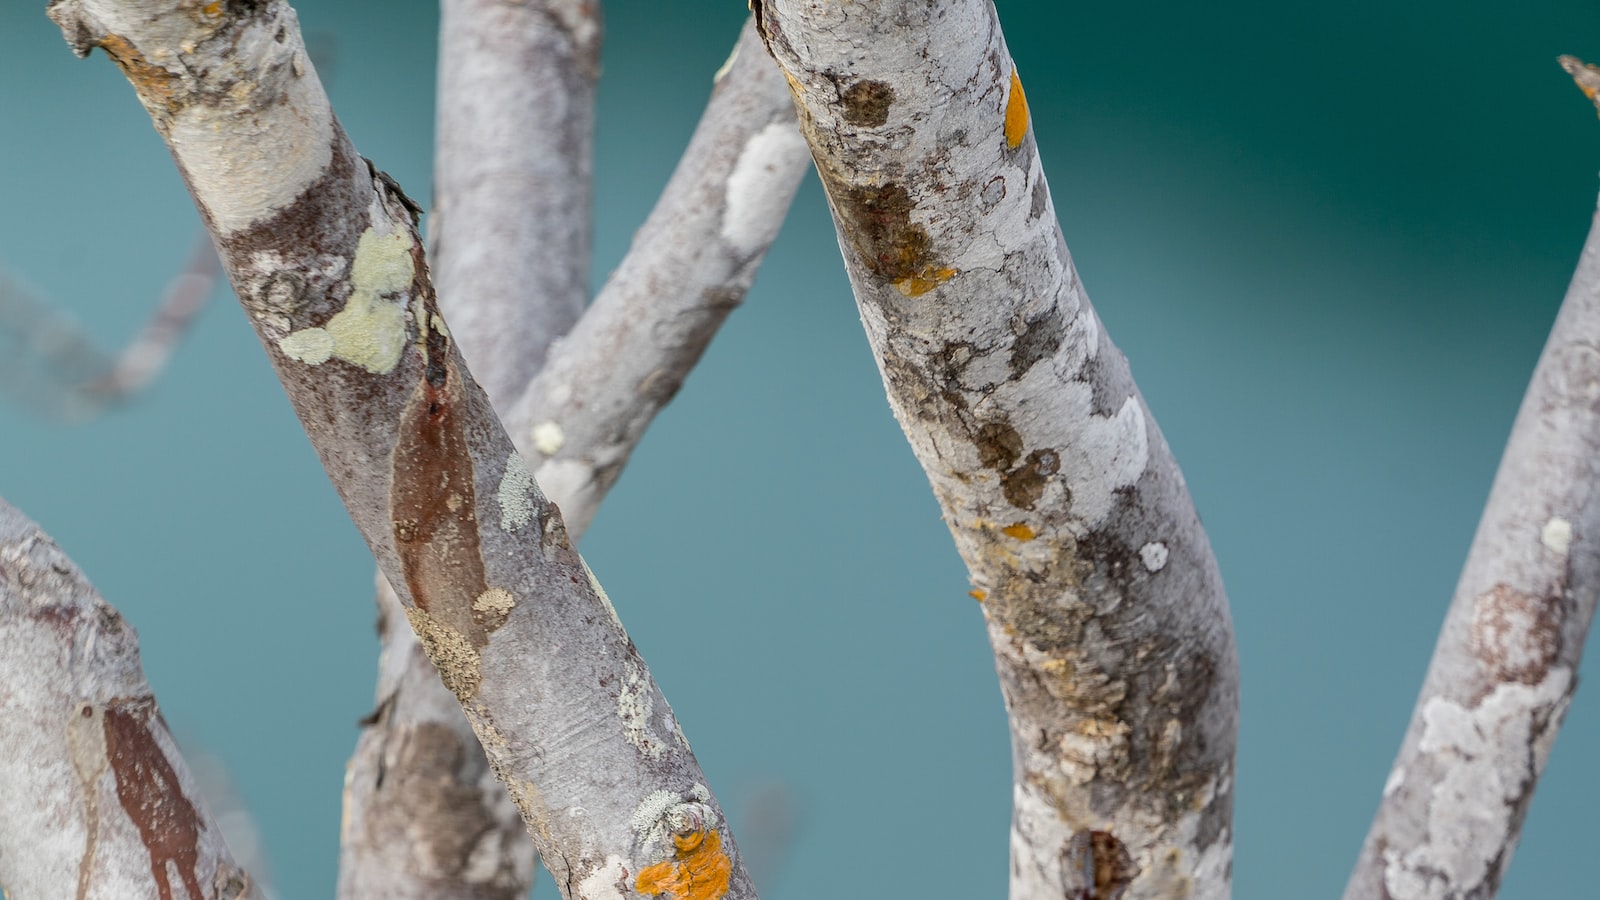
[339,18,804,897]
[0,497,260,900]
[505,20,810,538]
[47,2,756,897]
[429,0,598,409]
[1342,73,1600,899]
[337,0,601,895]
[754,2,1238,897]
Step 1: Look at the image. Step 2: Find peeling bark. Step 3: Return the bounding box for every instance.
[340,19,804,898]
[46,2,756,897]
[1341,123,1600,899]
[0,497,260,900]
[755,2,1238,897]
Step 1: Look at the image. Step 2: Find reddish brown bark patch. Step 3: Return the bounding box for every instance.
[1470,583,1562,685]
[102,699,204,900]
[1062,829,1137,899]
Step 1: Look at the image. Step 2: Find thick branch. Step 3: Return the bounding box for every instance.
[755,2,1238,897]
[337,0,602,895]
[46,2,756,897]
[339,19,804,897]
[505,19,809,536]
[1342,95,1600,899]
[0,497,260,900]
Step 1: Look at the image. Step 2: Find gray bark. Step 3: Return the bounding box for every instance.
[1341,125,1600,900]
[0,497,261,900]
[46,2,757,897]
[754,2,1238,897]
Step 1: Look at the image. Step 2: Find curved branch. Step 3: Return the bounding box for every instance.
[755,2,1238,896]
[1342,62,1600,900]
[0,497,260,900]
[47,2,757,897]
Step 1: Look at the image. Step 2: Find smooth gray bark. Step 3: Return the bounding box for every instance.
[755,2,1238,897]
[1342,139,1600,900]
[0,498,261,900]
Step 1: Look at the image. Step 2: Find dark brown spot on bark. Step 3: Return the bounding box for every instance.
[1062,829,1138,899]
[828,182,934,282]
[1471,583,1563,685]
[1002,447,1058,510]
[102,700,205,900]
[976,421,1024,472]
[840,79,895,127]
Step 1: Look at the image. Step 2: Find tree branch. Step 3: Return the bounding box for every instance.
[1341,60,1600,900]
[46,2,756,896]
[0,496,260,900]
[754,2,1238,896]
[505,19,809,537]
[339,18,805,897]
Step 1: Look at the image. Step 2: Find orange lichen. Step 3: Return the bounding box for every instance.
[97,35,178,109]
[1560,55,1600,116]
[1004,69,1030,149]
[1002,523,1036,541]
[969,589,988,602]
[894,265,958,297]
[636,829,731,900]
[201,1,223,16]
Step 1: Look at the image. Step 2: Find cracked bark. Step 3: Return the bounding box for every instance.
[0,497,261,900]
[755,2,1238,897]
[46,2,758,897]
[1342,71,1600,899]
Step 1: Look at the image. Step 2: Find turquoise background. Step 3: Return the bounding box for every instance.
[3,1,1600,896]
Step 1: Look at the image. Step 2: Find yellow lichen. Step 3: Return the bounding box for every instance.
[1002,523,1036,541]
[278,227,416,373]
[1005,69,1030,149]
[894,265,958,297]
[969,589,988,602]
[404,606,482,702]
[636,829,732,900]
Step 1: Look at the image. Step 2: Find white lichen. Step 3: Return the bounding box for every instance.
[1541,516,1572,556]
[497,452,536,533]
[472,588,515,618]
[577,855,629,900]
[618,662,659,759]
[531,421,566,457]
[630,785,718,850]
[722,121,810,257]
[1139,541,1169,572]
[277,226,416,373]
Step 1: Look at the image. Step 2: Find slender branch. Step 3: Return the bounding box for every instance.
[337,0,601,894]
[0,235,217,421]
[340,18,805,896]
[1341,61,1600,900]
[754,2,1238,896]
[505,19,809,536]
[429,0,598,409]
[0,496,260,900]
[46,2,756,897]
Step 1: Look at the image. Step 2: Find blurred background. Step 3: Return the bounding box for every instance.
[4,0,1600,896]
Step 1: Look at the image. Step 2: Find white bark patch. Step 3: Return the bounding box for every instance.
[581,557,624,630]
[1541,516,1572,555]
[1383,667,1572,899]
[531,420,566,456]
[722,122,810,257]
[169,44,332,234]
[577,854,630,900]
[1384,766,1406,798]
[278,227,416,373]
[1139,541,1169,572]
[535,458,593,522]
[497,452,536,532]
[618,662,659,758]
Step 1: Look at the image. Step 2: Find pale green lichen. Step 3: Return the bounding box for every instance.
[531,420,566,456]
[276,226,416,373]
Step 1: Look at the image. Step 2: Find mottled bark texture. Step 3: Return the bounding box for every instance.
[755,2,1238,897]
[505,20,810,538]
[1341,161,1600,899]
[47,2,756,897]
[338,0,602,895]
[0,498,260,900]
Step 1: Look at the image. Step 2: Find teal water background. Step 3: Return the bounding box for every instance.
[3,1,1599,895]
